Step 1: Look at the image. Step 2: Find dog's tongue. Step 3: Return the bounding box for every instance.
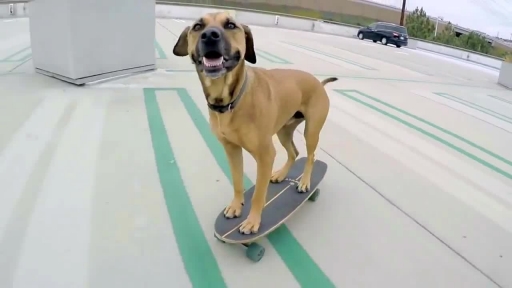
[203,57,223,67]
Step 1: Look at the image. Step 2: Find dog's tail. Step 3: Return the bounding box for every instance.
[321,77,338,86]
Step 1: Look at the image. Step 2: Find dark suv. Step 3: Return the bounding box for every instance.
[357,22,408,48]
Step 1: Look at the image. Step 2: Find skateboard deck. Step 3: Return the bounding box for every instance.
[213,157,328,262]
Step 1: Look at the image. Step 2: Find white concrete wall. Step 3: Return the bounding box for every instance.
[155,4,504,70]
[312,20,359,38]
[407,39,419,49]
[415,41,503,69]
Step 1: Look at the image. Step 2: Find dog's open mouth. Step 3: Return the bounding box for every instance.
[199,50,241,79]
[203,51,224,69]
[202,51,226,78]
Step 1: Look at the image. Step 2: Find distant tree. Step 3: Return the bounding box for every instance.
[433,22,490,53]
[404,7,435,40]
[434,22,460,46]
[460,32,491,54]
[406,7,493,56]
[505,54,512,63]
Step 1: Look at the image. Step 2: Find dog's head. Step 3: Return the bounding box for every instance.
[172,12,256,79]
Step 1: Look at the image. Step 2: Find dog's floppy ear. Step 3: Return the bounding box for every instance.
[173,26,190,57]
[241,24,256,64]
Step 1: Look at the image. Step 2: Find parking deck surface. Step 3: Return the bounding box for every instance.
[1,17,512,288]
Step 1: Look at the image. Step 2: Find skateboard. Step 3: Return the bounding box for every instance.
[213,157,328,262]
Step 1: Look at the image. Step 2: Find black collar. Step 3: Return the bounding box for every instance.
[207,70,249,114]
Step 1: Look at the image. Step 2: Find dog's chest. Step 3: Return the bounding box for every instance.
[210,116,242,144]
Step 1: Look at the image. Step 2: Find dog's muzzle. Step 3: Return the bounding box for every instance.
[197,27,227,78]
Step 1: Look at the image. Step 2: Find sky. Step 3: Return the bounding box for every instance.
[368,0,512,39]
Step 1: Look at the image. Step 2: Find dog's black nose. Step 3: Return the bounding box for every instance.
[201,27,221,43]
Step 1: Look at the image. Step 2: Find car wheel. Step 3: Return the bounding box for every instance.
[381,37,388,45]
[396,45,401,48]
[358,33,364,40]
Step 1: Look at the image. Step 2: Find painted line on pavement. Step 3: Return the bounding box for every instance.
[0,47,31,63]
[13,97,106,288]
[335,89,512,180]
[434,92,512,124]
[280,41,376,70]
[162,69,497,88]
[174,87,335,288]
[0,97,71,240]
[155,39,167,59]
[329,90,512,233]
[255,48,292,64]
[412,90,512,134]
[144,88,227,288]
[488,95,512,105]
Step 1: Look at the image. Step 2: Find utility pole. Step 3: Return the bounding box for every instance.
[434,17,439,37]
[399,0,407,25]
[434,16,443,37]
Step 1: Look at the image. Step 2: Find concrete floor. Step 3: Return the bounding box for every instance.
[1,17,512,288]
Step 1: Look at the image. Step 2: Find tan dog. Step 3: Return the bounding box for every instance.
[172,12,337,234]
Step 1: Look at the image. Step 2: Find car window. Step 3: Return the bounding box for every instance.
[378,24,408,34]
[369,23,376,29]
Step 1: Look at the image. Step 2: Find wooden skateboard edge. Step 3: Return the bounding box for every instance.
[213,186,322,245]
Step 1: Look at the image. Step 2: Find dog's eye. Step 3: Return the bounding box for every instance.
[192,23,203,31]
[225,22,236,30]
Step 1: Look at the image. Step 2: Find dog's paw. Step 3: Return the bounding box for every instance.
[223,199,244,219]
[270,169,288,183]
[239,213,261,234]
[296,178,311,193]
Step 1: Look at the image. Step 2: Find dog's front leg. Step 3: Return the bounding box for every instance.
[239,141,276,234]
[222,141,245,218]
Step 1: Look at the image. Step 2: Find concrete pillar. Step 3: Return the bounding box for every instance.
[498,62,512,89]
[28,0,155,85]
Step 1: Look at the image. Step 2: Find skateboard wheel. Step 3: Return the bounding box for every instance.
[245,243,265,262]
[308,189,320,202]
[213,233,225,243]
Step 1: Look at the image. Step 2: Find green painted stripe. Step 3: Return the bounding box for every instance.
[488,95,512,105]
[255,49,292,64]
[329,45,434,77]
[281,41,376,70]
[0,47,31,62]
[339,89,512,167]
[0,72,24,77]
[254,52,279,64]
[143,88,227,288]
[336,90,512,180]
[18,51,32,62]
[434,92,512,123]
[175,88,335,288]
[154,40,167,59]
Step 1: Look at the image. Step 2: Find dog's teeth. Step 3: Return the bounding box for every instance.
[203,57,223,67]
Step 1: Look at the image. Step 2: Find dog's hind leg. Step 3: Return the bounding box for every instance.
[270,119,303,183]
[297,93,329,192]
